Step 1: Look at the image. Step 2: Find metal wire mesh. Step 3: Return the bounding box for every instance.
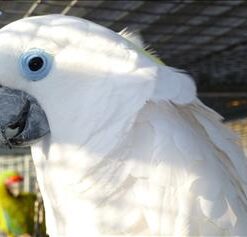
[0,153,36,192]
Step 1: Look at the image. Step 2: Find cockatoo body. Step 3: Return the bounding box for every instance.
[0,15,246,236]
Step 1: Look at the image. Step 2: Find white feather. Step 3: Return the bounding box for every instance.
[0,15,246,236]
[152,66,197,104]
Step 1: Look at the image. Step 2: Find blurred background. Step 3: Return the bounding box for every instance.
[0,0,246,236]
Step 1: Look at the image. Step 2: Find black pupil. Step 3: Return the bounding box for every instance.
[28,57,44,71]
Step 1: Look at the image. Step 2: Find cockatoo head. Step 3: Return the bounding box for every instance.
[0,14,195,149]
[0,14,160,148]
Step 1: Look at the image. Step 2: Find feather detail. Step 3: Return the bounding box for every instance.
[106,100,247,236]
[119,28,163,65]
[151,66,197,105]
[119,28,144,48]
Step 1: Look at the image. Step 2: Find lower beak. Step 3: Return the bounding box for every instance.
[0,86,50,147]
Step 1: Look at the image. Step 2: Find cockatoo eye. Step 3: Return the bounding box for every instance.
[28,56,44,71]
[19,48,53,81]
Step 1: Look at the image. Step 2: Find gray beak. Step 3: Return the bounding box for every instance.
[0,86,50,148]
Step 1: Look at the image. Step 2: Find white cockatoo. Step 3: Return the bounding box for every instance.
[0,15,246,237]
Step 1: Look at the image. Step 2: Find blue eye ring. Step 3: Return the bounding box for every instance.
[19,48,53,81]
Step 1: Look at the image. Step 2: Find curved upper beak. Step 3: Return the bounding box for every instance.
[0,86,50,147]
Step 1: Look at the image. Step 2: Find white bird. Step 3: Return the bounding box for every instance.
[0,15,246,237]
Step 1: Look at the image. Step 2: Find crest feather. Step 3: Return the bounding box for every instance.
[119,28,144,48]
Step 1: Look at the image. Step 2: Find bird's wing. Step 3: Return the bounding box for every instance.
[73,66,247,235]
[107,65,247,236]
[119,97,247,236]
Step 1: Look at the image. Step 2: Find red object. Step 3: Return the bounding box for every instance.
[4,175,24,186]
